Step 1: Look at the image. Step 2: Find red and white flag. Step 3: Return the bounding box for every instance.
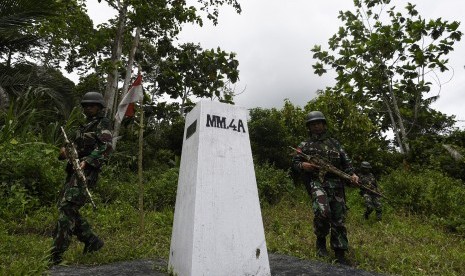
[115,74,143,123]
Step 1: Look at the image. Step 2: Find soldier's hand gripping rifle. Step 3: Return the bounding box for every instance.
[289,146,390,201]
[61,127,97,210]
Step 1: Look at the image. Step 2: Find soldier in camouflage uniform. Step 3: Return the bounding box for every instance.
[292,111,358,265]
[358,161,382,221]
[50,92,113,265]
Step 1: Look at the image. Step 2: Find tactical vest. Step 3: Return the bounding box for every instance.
[74,116,107,159]
[359,172,377,193]
[301,135,343,168]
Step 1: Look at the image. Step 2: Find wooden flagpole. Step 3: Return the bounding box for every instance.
[137,71,145,234]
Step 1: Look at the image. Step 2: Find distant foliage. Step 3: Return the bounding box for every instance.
[248,107,295,170]
[381,169,465,233]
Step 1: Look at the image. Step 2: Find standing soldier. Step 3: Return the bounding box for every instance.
[358,161,382,221]
[50,92,113,265]
[292,111,358,265]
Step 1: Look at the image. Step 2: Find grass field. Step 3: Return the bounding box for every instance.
[1,187,464,275]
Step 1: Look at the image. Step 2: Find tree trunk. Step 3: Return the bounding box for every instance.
[0,86,9,112]
[6,48,12,69]
[112,27,141,150]
[381,67,410,154]
[103,2,128,118]
[180,87,188,116]
[382,93,404,153]
[387,82,410,153]
[411,66,426,134]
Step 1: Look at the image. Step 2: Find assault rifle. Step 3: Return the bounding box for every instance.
[289,146,389,200]
[61,127,97,209]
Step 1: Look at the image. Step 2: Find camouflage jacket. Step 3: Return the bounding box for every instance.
[358,172,378,195]
[292,132,354,188]
[73,113,113,169]
[59,113,112,204]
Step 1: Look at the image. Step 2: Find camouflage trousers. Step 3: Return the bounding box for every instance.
[51,175,98,258]
[309,184,348,250]
[363,193,382,216]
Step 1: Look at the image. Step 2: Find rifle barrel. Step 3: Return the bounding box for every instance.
[290,146,389,200]
[61,127,97,210]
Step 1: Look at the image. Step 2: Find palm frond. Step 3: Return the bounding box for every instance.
[0,0,57,50]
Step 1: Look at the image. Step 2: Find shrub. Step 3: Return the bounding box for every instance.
[0,140,64,219]
[140,163,295,208]
[144,167,179,211]
[96,165,136,204]
[98,162,294,211]
[381,168,465,233]
[255,163,294,205]
[97,167,179,211]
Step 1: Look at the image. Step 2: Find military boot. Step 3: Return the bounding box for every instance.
[83,236,104,254]
[49,249,63,266]
[334,249,350,266]
[364,209,372,220]
[316,237,329,258]
[376,212,382,221]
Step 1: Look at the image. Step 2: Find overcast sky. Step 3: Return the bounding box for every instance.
[87,0,465,128]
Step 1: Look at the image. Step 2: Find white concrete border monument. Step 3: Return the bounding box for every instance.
[169,101,270,276]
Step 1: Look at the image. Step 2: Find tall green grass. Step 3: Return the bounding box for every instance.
[2,186,465,275]
[0,204,173,275]
[2,147,465,276]
[263,187,465,276]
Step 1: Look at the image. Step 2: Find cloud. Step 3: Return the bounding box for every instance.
[85,0,465,128]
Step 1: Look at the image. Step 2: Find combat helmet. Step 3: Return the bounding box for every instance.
[361,161,372,169]
[81,92,105,108]
[306,111,326,125]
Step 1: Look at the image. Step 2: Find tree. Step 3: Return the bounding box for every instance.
[280,99,307,145]
[248,107,294,170]
[155,42,239,115]
[311,0,462,153]
[78,0,241,150]
[0,0,77,135]
[247,95,384,171]
[35,0,94,70]
[97,0,241,117]
[0,0,96,72]
[0,0,60,111]
[0,0,57,68]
